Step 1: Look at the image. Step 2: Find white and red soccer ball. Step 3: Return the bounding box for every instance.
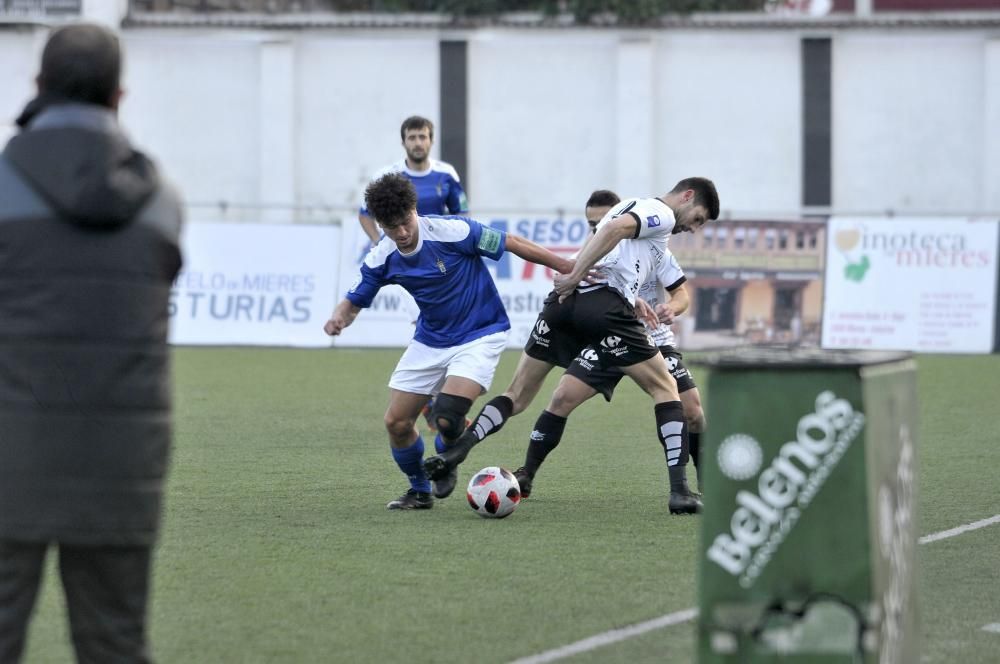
[466,466,521,518]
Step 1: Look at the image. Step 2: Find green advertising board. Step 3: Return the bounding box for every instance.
[696,348,918,663]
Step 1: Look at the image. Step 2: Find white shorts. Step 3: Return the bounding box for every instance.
[388,330,510,396]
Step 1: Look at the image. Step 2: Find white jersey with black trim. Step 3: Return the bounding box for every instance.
[583,197,676,307]
[636,249,686,347]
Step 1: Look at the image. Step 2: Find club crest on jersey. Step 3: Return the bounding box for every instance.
[647,215,661,228]
[436,258,447,274]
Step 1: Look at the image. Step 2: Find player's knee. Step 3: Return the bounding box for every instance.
[547,387,584,418]
[384,412,415,439]
[432,393,473,441]
[506,390,531,416]
[686,407,706,433]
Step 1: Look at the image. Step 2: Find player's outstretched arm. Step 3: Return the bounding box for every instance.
[504,233,574,275]
[554,216,635,300]
[324,299,362,336]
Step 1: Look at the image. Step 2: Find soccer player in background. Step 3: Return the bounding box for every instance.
[357,115,468,246]
[325,173,572,510]
[424,179,718,514]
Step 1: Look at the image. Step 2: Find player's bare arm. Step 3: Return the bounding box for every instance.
[358,213,382,245]
[504,233,575,275]
[324,299,362,336]
[657,282,690,324]
[554,215,636,300]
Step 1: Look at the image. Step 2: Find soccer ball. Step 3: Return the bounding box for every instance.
[466,466,521,518]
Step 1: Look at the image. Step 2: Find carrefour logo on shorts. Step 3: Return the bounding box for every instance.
[535,320,550,335]
[600,335,622,348]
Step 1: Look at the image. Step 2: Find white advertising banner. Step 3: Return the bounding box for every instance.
[334,214,588,349]
[169,222,340,347]
[822,217,999,353]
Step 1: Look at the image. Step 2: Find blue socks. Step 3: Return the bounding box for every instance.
[391,436,432,494]
[434,432,447,454]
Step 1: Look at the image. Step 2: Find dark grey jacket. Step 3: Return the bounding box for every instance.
[0,104,183,546]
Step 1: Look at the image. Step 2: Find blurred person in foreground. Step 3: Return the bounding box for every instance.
[325,173,571,509]
[0,23,183,663]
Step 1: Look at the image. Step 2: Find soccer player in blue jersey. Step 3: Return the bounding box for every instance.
[325,173,573,510]
[357,116,471,441]
[358,116,468,246]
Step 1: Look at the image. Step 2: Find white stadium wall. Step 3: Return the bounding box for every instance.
[653,31,803,216]
[832,31,992,214]
[2,22,999,350]
[2,25,999,217]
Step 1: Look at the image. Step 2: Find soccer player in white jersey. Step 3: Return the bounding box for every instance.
[423,178,718,514]
[507,191,708,513]
[325,173,572,510]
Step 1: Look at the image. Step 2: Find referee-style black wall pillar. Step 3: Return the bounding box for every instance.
[439,40,469,198]
[802,38,832,207]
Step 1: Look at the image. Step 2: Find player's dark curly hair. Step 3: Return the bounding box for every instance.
[364,173,417,227]
[586,189,620,208]
[671,177,720,221]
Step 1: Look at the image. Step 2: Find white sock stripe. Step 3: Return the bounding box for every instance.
[483,405,504,427]
[667,449,682,460]
[659,421,684,439]
[665,437,682,451]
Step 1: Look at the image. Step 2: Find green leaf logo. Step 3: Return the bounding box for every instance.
[844,255,870,282]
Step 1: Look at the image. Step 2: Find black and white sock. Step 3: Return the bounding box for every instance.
[523,410,567,477]
[469,395,514,443]
[655,401,691,493]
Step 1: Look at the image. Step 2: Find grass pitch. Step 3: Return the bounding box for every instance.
[21,350,1000,663]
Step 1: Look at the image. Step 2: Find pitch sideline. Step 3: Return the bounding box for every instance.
[509,513,1000,664]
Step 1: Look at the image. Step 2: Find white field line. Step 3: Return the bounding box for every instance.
[509,514,1000,664]
[917,514,1000,544]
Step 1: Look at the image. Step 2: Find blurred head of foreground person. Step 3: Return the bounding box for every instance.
[0,22,183,663]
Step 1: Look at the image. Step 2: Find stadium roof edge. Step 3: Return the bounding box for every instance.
[121,10,1000,31]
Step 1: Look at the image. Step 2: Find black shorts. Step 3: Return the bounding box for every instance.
[524,288,657,369]
[566,346,697,402]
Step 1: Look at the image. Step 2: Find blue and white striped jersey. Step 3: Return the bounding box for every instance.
[346,216,509,348]
[359,159,468,218]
